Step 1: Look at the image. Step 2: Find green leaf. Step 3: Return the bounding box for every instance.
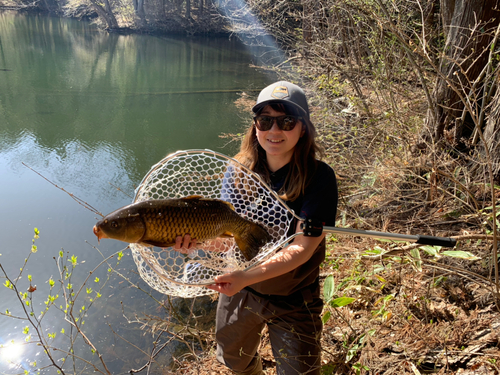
[346,343,360,362]
[322,311,331,324]
[442,251,480,260]
[410,248,422,272]
[323,275,335,303]
[330,297,355,308]
[420,245,439,256]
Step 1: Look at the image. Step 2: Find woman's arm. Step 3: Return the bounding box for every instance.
[206,221,325,296]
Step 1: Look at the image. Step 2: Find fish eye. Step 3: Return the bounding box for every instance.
[111,221,118,228]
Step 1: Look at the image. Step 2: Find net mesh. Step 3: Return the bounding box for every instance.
[130,150,295,298]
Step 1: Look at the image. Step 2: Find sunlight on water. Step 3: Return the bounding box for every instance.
[215,0,286,65]
[0,341,25,368]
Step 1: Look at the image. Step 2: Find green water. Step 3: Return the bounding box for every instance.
[0,10,274,373]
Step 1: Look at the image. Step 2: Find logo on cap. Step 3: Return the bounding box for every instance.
[271,85,289,99]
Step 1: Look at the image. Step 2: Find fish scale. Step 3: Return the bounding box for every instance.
[141,201,240,244]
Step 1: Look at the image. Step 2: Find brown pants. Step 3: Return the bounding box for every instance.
[215,286,323,375]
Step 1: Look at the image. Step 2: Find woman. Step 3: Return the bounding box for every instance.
[177,81,338,375]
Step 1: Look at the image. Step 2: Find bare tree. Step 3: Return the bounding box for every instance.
[423,0,500,148]
[88,0,119,29]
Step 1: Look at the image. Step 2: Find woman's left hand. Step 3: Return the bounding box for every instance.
[206,222,326,297]
[206,270,247,296]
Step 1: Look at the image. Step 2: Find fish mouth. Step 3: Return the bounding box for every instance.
[93,225,108,243]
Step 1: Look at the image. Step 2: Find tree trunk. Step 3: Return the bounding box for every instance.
[482,71,500,180]
[186,0,191,19]
[89,0,119,29]
[133,0,147,26]
[423,0,500,146]
[302,0,312,44]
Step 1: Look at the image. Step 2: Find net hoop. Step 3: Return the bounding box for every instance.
[129,149,295,298]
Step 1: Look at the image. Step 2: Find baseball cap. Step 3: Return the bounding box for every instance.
[252,81,310,119]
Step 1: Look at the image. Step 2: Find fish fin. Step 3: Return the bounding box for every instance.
[181,195,203,200]
[220,232,234,238]
[234,221,272,261]
[220,200,235,211]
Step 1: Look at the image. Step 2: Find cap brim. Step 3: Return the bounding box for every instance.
[252,100,309,119]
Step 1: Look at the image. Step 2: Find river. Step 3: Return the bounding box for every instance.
[0,10,275,373]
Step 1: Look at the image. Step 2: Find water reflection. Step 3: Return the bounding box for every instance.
[0,10,273,373]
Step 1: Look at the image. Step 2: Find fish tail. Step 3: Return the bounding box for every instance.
[234,221,272,261]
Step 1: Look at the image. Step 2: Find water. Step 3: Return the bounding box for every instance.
[0,11,274,373]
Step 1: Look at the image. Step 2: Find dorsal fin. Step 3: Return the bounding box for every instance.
[180,195,203,200]
[218,200,235,211]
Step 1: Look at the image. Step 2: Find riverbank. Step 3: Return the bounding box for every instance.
[0,4,233,36]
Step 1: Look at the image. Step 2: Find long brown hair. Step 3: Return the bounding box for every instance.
[234,103,324,201]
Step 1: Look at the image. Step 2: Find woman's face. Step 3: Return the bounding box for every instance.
[255,105,304,167]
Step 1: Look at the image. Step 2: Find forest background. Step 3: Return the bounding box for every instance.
[2,0,500,374]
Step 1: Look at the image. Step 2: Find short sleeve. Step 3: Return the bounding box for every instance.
[289,161,338,227]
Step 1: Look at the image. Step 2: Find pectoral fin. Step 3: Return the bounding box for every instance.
[220,231,234,238]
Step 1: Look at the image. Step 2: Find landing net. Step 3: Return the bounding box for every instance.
[130,150,295,298]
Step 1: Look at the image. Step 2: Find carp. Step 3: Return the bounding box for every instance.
[92,195,271,261]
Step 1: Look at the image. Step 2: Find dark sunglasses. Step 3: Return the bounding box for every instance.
[253,115,302,131]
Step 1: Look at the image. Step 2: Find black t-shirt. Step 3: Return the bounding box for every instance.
[247,160,338,296]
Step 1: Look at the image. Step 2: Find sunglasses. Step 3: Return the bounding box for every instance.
[253,115,302,131]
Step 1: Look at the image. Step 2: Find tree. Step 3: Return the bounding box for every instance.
[88,0,119,29]
[133,0,147,27]
[482,69,500,178]
[423,0,500,151]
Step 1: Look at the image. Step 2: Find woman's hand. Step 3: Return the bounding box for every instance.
[174,234,197,254]
[207,221,326,296]
[206,270,248,296]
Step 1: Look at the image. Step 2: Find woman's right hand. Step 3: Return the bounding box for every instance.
[174,234,197,254]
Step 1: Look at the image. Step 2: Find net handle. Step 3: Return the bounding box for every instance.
[300,219,456,247]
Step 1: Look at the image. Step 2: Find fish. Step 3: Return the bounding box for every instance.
[92,195,271,261]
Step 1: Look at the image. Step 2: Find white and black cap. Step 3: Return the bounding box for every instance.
[252,81,310,120]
